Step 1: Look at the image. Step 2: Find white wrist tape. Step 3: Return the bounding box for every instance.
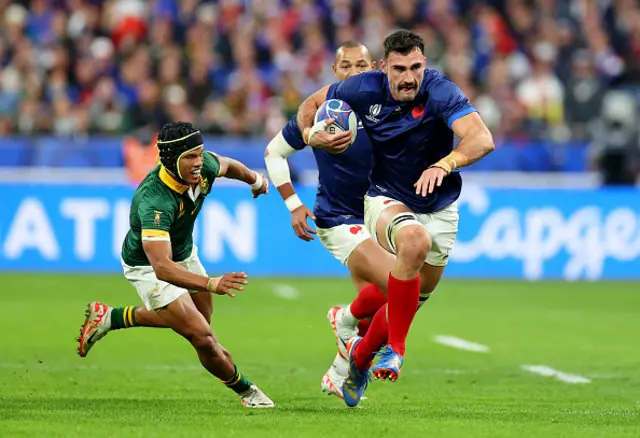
[307,119,328,144]
[265,130,298,187]
[250,171,263,190]
[284,194,303,212]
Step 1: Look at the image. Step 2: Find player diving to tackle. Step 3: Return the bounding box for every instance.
[265,41,432,399]
[77,122,275,408]
[297,30,495,407]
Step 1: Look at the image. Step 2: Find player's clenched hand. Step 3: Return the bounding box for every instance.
[208,272,248,297]
[414,166,449,197]
[291,205,317,241]
[251,173,269,198]
[306,119,352,154]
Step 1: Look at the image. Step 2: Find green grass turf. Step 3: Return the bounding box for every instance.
[0,274,639,437]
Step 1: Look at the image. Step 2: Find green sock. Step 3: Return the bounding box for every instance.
[110,306,138,330]
[222,366,253,394]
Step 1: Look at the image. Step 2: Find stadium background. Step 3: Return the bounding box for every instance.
[1,1,640,436]
[0,0,639,279]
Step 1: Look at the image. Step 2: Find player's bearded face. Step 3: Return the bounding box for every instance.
[178,147,204,185]
[384,50,426,101]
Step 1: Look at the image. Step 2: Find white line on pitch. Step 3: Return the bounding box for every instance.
[272,284,300,300]
[521,365,592,384]
[432,335,490,353]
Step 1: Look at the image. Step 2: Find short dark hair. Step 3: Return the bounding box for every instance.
[383,30,424,59]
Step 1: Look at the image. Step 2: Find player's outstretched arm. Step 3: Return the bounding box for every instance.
[216,154,268,198]
[296,85,352,153]
[142,240,248,297]
[264,130,317,241]
[415,112,495,196]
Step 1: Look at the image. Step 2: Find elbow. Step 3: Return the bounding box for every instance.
[481,129,495,156]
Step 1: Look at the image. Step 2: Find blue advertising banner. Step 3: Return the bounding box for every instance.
[0,183,638,279]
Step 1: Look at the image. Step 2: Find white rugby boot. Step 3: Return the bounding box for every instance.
[239,385,275,408]
[77,302,112,357]
[321,352,349,399]
[327,306,359,359]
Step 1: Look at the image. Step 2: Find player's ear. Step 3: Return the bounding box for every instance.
[371,60,377,70]
[332,63,337,75]
[380,59,387,74]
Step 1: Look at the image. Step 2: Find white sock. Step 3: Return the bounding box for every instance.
[340,305,358,329]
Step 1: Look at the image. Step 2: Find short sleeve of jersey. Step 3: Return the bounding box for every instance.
[430,79,477,128]
[328,74,364,107]
[204,150,221,177]
[138,194,176,240]
[281,116,306,151]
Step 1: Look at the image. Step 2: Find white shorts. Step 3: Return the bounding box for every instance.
[317,223,371,267]
[122,246,207,310]
[364,195,459,267]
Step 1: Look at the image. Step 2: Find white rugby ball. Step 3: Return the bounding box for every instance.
[314,99,358,151]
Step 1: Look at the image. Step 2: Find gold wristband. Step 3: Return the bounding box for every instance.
[207,277,216,292]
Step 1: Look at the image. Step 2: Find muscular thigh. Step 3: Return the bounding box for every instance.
[364,195,427,255]
[191,292,213,324]
[180,246,213,323]
[155,293,215,341]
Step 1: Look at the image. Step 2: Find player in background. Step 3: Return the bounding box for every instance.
[265,41,399,398]
[297,30,495,407]
[77,122,275,408]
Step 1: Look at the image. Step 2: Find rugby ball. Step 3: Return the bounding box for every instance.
[314,99,358,150]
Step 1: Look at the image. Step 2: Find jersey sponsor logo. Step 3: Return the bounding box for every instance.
[412,104,425,119]
[153,210,163,226]
[349,225,363,235]
[365,104,381,123]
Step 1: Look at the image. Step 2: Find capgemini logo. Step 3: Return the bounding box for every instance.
[451,185,640,280]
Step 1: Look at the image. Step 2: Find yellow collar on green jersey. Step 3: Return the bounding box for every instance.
[159,166,189,194]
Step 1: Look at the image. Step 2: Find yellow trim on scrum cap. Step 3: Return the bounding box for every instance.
[176,145,204,180]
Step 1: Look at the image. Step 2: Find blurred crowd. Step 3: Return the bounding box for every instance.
[0,0,639,150]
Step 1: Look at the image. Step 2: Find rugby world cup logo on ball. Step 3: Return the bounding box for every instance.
[314,99,358,152]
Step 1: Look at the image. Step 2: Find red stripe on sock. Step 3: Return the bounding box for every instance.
[354,304,388,371]
[350,284,387,320]
[387,273,420,356]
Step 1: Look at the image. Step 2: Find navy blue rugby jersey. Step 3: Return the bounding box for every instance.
[328,69,476,214]
[281,87,373,228]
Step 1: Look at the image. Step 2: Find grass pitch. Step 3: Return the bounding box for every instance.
[0,274,638,437]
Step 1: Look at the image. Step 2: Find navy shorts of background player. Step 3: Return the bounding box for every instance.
[327,69,477,213]
[281,89,373,229]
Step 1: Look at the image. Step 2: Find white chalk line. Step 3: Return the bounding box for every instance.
[432,335,490,353]
[272,284,300,300]
[521,365,592,384]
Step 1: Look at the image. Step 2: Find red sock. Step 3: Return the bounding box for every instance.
[387,273,420,355]
[350,284,387,320]
[357,320,370,336]
[354,304,388,371]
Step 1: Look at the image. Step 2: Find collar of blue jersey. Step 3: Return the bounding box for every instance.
[159,166,189,194]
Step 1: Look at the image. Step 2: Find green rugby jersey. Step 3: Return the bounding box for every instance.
[121,151,220,266]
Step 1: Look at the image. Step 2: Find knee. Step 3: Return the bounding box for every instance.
[396,227,431,267]
[190,329,221,354]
